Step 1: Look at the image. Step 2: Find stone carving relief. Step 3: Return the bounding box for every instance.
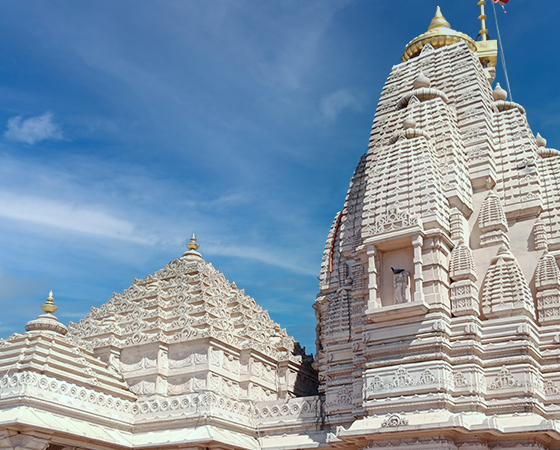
[366,366,439,394]
[489,366,521,390]
[0,371,135,413]
[362,206,420,238]
[544,380,560,396]
[382,414,409,427]
[393,269,411,304]
[453,372,470,389]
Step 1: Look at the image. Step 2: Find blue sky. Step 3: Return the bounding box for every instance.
[0,0,557,353]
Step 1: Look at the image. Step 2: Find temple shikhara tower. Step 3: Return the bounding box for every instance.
[2,4,560,450]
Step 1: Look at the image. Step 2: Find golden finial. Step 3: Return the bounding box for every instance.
[478,1,488,41]
[41,290,58,314]
[186,232,199,251]
[427,6,451,31]
[402,7,476,63]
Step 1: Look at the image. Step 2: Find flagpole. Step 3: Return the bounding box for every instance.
[490,0,513,101]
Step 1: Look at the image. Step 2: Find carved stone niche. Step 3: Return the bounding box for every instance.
[363,218,428,322]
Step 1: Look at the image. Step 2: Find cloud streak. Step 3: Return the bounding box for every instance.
[0,191,149,243]
[4,111,64,145]
[321,89,361,121]
[204,242,317,276]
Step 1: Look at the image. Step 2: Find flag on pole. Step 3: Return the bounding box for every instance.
[493,0,510,13]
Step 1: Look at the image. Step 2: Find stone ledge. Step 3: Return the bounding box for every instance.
[365,300,429,323]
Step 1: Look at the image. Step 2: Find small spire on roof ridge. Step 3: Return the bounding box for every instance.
[536,133,547,148]
[25,290,68,335]
[413,71,431,89]
[403,116,416,130]
[186,232,199,251]
[427,6,450,31]
[41,290,58,314]
[493,83,507,101]
[498,243,511,254]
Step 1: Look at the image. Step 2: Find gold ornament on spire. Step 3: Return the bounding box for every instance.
[475,0,498,68]
[427,6,450,31]
[402,6,476,63]
[41,290,58,314]
[187,233,199,251]
[477,0,488,41]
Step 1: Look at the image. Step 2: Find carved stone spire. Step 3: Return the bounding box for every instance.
[478,191,509,247]
[449,240,479,316]
[481,245,535,320]
[535,252,560,325]
[533,219,548,251]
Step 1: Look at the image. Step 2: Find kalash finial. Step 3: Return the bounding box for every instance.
[187,232,199,251]
[25,290,68,335]
[41,290,58,314]
[402,6,476,63]
[183,233,202,259]
[427,6,451,31]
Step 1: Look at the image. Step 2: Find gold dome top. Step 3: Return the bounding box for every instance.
[427,6,450,30]
[402,7,476,63]
[186,232,199,251]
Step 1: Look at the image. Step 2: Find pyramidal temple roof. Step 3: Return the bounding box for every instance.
[66,240,298,360]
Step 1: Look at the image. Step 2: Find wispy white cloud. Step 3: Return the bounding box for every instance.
[204,242,317,276]
[321,89,361,121]
[0,191,150,243]
[4,111,63,145]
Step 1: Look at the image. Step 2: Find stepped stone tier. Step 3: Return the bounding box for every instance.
[3,5,560,450]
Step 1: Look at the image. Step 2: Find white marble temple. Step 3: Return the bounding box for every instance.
[3,6,560,450]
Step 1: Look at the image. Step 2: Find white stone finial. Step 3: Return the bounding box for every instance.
[403,116,416,130]
[413,72,431,90]
[536,133,547,148]
[493,83,507,101]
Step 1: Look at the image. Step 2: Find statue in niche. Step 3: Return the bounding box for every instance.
[392,267,410,304]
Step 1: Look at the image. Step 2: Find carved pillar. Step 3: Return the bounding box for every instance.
[366,245,380,309]
[156,343,169,395]
[412,234,424,302]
